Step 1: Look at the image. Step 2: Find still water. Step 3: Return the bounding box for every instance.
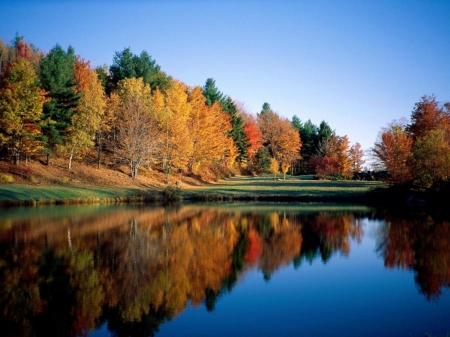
[0,203,449,337]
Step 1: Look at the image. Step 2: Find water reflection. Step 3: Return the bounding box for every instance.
[375,214,450,299]
[0,204,448,336]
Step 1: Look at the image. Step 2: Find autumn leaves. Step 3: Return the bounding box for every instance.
[372,95,450,189]
[0,38,304,182]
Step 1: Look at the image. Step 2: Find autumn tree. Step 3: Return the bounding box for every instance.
[310,134,351,179]
[348,142,365,174]
[60,57,105,169]
[411,129,450,189]
[407,95,450,140]
[187,86,233,176]
[0,58,46,165]
[39,44,80,165]
[202,79,248,163]
[115,77,159,179]
[153,80,193,183]
[372,122,413,184]
[242,114,262,160]
[258,107,301,179]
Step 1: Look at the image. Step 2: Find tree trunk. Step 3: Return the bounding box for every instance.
[46,153,50,166]
[97,136,102,169]
[13,151,19,166]
[131,161,138,180]
[68,147,74,170]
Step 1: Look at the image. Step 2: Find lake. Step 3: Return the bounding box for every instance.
[0,203,449,337]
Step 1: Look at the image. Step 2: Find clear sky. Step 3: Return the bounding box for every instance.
[1,0,449,159]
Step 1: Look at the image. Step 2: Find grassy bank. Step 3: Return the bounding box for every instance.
[184,174,386,202]
[0,174,387,207]
[0,184,159,206]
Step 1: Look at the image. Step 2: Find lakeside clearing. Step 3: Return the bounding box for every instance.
[184,174,386,201]
[0,174,386,206]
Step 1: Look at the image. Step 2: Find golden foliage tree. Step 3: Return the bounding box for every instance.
[412,129,450,189]
[258,109,301,179]
[61,58,105,169]
[153,80,193,183]
[115,77,159,179]
[0,58,46,165]
[187,86,233,176]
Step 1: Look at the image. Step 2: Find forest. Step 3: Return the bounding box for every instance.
[0,36,365,183]
[1,35,449,191]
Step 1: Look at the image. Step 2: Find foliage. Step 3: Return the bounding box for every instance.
[162,184,182,203]
[114,77,159,179]
[253,147,271,173]
[39,44,80,165]
[258,107,301,177]
[0,58,46,165]
[202,78,224,107]
[59,57,105,169]
[109,47,170,92]
[372,122,413,184]
[412,129,450,190]
[187,86,233,175]
[0,173,14,183]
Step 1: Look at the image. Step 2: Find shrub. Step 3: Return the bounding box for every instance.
[162,184,182,203]
[0,174,14,183]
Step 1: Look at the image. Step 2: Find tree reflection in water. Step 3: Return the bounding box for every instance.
[375,214,450,299]
[0,205,448,336]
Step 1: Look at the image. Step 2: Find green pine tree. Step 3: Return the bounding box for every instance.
[39,44,80,165]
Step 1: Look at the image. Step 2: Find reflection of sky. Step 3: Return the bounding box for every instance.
[155,219,450,337]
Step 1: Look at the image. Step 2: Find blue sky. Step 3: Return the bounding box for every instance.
[1,0,449,160]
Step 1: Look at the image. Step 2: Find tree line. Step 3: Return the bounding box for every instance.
[1,35,367,181]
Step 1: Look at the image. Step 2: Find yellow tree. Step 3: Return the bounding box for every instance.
[412,129,450,189]
[61,58,105,169]
[187,86,233,175]
[115,77,159,179]
[258,110,301,179]
[0,58,46,165]
[153,80,193,183]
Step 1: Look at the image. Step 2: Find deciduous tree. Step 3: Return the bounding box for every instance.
[0,58,46,165]
[115,77,159,179]
[187,86,232,175]
[372,122,413,184]
[412,129,450,189]
[153,80,193,183]
[60,57,105,169]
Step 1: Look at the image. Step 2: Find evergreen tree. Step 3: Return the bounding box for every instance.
[299,119,319,172]
[109,48,170,92]
[39,44,80,165]
[260,102,271,115]
[202,78,223,107]
[221,97,249,163]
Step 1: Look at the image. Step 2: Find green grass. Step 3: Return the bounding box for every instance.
[185,174,386,202]
[0,184,158,206]
[0,174,387,207]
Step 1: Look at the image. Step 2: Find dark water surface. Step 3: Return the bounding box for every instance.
[1,203,449,337]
